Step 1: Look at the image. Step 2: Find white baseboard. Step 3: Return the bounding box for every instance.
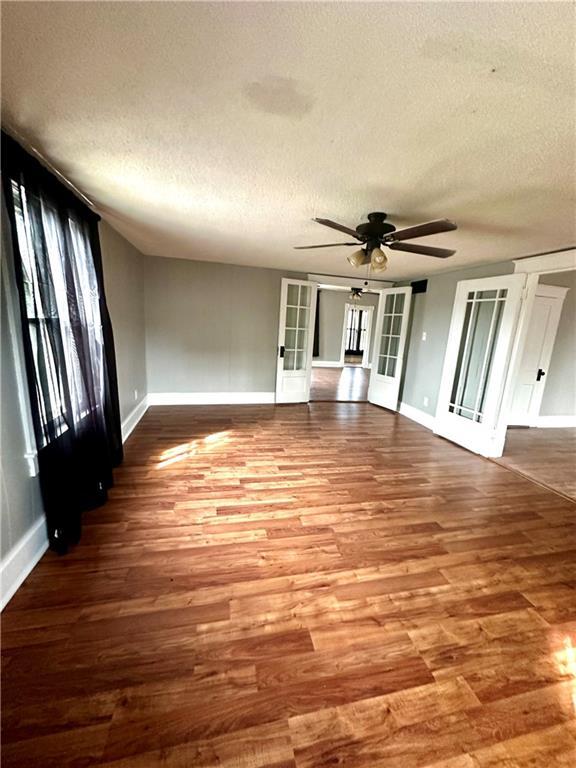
[147,392,276,406]
[399,402,436,431]
[532,415,576,428]
[1,516,48,610]
[121,396,149,443]
[312,361,343,368]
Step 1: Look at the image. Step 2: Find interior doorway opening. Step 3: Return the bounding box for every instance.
[496,268,576,499]
[310,286,376,401]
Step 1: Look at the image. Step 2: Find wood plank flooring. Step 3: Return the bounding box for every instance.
[310,366,369,401]
[495,427,576,500]
[2,403,576,767]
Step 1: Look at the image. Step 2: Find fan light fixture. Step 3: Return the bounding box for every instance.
[370,247,388,272]
[347,249,370,268]
[349,287,363,302]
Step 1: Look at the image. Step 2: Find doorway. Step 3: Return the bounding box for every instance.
[310,289,376,401]
[496,269,576,499]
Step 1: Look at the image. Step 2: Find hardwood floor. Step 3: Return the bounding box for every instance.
[495,427,576,500]
[310,366,369,401]
[2,403,576,767]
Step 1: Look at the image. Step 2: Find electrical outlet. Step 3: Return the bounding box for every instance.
[423,396,429,407]
[134,389,138,401]
[421,331,427,341]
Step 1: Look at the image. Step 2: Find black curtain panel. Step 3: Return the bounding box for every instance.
[2,131,122,553]
[313,289,321,357]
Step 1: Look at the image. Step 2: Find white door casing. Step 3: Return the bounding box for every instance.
[434,273,526,457]
[368,287,412,411]
[339,303,375,368]
[275,278,318,403]
[507,284,568,426]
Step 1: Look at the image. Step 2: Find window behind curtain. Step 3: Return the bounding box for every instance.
[2,130,122,552]
[10,179,105,447]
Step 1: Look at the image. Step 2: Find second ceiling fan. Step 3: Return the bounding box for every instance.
[295,212,457,272]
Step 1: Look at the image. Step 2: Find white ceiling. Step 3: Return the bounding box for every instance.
[2,1,575,280]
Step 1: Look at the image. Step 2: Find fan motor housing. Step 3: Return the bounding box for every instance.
[355,212,396,240]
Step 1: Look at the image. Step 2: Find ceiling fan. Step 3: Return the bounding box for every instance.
[295,212,457,272]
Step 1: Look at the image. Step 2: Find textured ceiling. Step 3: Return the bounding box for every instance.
[2,1,575,280]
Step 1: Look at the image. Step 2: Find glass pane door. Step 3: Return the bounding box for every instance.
[435,274,526,457]
[276,279,317,403]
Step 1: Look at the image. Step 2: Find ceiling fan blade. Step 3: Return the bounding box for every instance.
[313,218,363,239]
[384,219,457,242]
[388,242,456,258]
[294,242,359,249]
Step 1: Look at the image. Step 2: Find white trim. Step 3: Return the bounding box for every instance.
[398,402,436,431]
[532,415,576,428]
[312,361,342,368]
[1,517,48,611]
[307,273,394,290]
[513,249,576,275]
[121,396,149,442]
[535,284,569,299]
[148,392,276,406]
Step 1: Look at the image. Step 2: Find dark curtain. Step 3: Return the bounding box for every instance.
[313,289,321,357]
[2,131,122,553]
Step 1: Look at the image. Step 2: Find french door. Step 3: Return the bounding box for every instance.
[435,274,525,457]
[368,287,412,410]
[275,278,318,403]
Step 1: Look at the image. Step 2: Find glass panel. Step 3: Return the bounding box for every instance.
[385,294,394,313]
[298,308,308,328]
[391,316,401,335]
[467,291,475,300]
[379,334,390,357]
[449,294,506,423]
[378,356,387,375]
[386,357,397,377]
[287,284,299,306]
[382,315,392,335]
[394,293,405,313]
[299,285,310,307]
[477,290,497,299]
[295,350,306,370]
[297,329,307,349]
[498,289,508,298]
[285,329,297,349]
[286,307,298,328]
[283,350,296,370]
[388,335,399,357]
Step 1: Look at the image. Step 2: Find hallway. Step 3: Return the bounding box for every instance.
[310,366,370,401]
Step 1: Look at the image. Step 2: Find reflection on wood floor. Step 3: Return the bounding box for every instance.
[311,365,369,401]
[2,404,576,767]
[495,427,576,500]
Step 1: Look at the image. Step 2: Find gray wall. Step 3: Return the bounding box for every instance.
[145,256,299,393]
[400,261,514,416]
[316,289,379,363]
[539,270,576,416]
[100,221,148,422]
[1,212,45,560]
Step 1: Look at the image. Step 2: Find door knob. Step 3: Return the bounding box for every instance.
[536,368,545,381]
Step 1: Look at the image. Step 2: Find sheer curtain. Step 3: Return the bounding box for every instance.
[2,131,122,552]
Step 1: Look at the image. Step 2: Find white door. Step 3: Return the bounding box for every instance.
[275,278,318,403]
[368,287,412,410]
[507,285,567,426]
[435,274,526,457]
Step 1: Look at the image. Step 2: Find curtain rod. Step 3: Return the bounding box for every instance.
[2,122,96,209]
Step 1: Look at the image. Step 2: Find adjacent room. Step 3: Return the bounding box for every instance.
[1,2,575,767]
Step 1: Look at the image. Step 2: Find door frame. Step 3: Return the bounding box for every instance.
[507,283,568,426]
[339,303,375,368]
[500,249,576,433]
